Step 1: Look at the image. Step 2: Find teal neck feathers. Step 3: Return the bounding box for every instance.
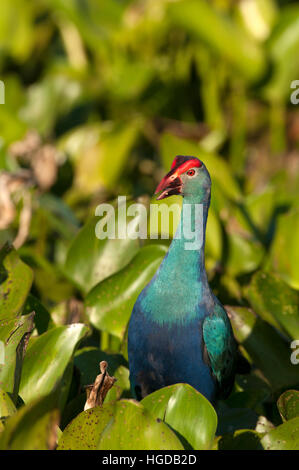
[141,192,212,325]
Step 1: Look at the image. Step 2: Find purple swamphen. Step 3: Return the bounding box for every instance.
[128,156,240,403]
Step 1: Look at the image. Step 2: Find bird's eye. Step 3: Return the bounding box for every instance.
[187,169,195,177]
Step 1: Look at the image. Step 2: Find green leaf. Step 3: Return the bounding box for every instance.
[277,390,299,422]
[269,209,299,290]
[141,384,217,450]
[19,323,89,404]
[64,207,142,294]
[57,399,184,450]
[0,312,34,401]
[226,306,299,392]
[0,393,59,450]
[85,245,167,339]
[245,271,299,340]
[260,417,299,450]
[0,244,33,320]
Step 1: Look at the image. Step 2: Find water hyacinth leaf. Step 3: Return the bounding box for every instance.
[277,390,299,422]
[85,245,167,339]
[141,384,217,450]
[64,202,144,293]
[0,393,59,450]
[260,417,299,450]
[226,306,299,391]
[168,0,265,82]
[57,400,184,450]
[0,312,34,400]
[0,244,33,320]
[19,324,89,404]
[269,209,299,290]
[245,271,299,340]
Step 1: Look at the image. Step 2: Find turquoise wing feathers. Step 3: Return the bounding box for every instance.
[202,302,237,398]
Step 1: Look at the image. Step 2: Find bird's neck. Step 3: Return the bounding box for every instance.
[154,192,211,292]
[166,195,209,281]
[141,194,212,324]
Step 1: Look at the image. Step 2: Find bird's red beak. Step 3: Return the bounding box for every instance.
[155,168,182,200]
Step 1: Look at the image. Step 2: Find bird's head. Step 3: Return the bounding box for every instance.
[155,155,211,202]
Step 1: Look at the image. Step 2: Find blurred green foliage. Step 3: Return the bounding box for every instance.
[0,0,299,450]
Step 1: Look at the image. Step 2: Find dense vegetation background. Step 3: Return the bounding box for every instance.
[0,0,299,450]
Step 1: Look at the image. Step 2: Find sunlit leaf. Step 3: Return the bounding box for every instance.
[19,324,89,404]
[142,384,217,450]
[260,417,299,450]
[57,399,184,450]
